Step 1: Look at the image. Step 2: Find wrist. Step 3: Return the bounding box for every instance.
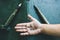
[39,24,46,34]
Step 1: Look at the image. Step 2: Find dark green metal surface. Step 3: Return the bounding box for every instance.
[0,0,60,40]
[0,0,28,40]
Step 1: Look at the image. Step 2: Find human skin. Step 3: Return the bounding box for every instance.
[15,14,60,36]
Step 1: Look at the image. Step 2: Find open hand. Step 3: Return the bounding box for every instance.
[15,14,43,35]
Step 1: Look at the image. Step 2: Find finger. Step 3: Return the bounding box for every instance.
[20,32,29,35]
[16,23,27,26]
[15,26,26,29]
[16,29,27,32]
[16,23,31,28]
[28,14,36,21]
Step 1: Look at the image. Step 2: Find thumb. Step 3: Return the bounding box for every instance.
[28,14,36,21]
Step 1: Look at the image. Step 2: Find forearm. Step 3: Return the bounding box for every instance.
[41,24,60,36]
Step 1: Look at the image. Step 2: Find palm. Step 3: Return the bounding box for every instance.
[15,14,42,35]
